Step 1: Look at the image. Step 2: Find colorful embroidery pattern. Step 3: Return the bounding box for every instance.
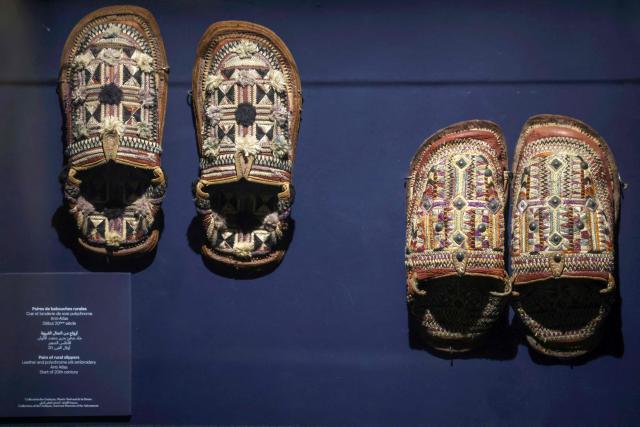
[509,115,620,357]
[510,120,617,283]
[64,21,163,169]
[192,22,301,266]
[405,122,510,350]
[199,37,294,183]
[406,124,508,289]
[59,8,167,253]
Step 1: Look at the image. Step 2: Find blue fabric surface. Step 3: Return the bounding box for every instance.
[0,0,639,425]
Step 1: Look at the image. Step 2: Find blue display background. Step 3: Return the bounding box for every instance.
[0,0,639,425]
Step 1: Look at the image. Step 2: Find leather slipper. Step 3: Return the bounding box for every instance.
[58,6,169,255]
[191,21,302,269]
[405,121,511,352]
[510,114,620,358]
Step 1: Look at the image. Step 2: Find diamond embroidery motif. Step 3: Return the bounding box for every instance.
[453,197,466,210]
[518,200,528,212]
[488,198,500,213]
[452,232,465,245]
[422,196,432,211]
[550,158,563,170]
[548,196,561,208]
[549,233,563,246]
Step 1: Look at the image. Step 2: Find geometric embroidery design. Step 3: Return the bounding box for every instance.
[59,8,168,254]
[405,130,508,284]
[192,22,302,267]
[199,36,294,182]
[404,122,511,352]
[511,136,615,278]
[508,115,620,358]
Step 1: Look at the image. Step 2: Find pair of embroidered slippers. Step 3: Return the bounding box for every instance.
[58,6,301,268]
[406,116,620,358]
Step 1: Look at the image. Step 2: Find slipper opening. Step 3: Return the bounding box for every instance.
[70,163,164,250]
[515,278,614,356]
[202,180,286,260]
[411,275,509,352]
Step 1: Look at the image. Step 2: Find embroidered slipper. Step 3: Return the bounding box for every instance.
[510,114,620,358]
[191,21,302,268]
[405,121,511,353]
[58,6,169,256]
